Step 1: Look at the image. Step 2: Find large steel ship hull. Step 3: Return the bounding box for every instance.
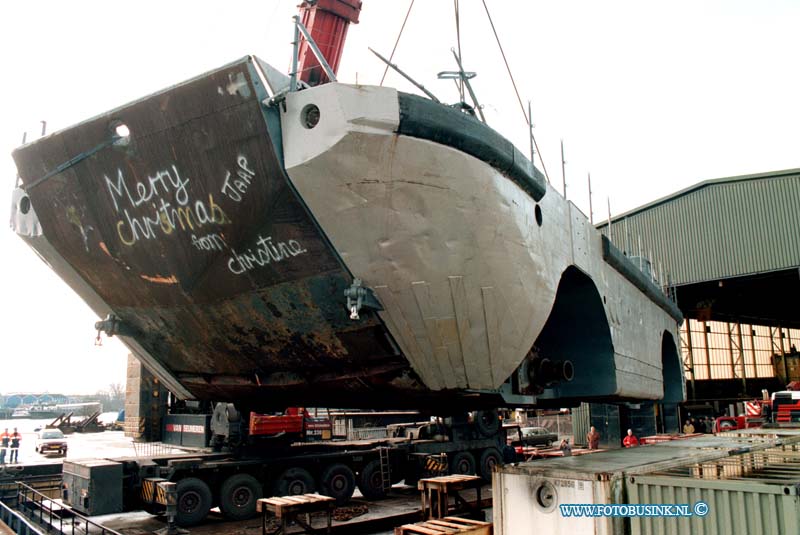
[11,56,685,410]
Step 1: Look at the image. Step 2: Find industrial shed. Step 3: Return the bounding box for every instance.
[598,168,800,394]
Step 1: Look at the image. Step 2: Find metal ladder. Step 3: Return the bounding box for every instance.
[378,447,392,490]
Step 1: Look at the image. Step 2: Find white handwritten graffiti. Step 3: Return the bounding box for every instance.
[227,235,308,275]
[115,195,229,246]
[104,165,230,246]
[105,165,189,212]
[192,233,226,252]
[221,155,257,202]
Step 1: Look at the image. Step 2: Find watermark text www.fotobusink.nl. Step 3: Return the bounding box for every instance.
[560,501,709,518]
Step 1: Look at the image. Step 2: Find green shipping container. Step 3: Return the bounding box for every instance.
[626,443,800,535]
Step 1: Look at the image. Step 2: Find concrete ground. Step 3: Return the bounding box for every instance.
[97,486,491,535]
[0,427,185,468]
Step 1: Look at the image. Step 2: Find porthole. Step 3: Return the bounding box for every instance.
[110,121,130,146]
[301,104,320,129]
[114,123,130,138]
[534,204,543,227]
[19,195,31,215]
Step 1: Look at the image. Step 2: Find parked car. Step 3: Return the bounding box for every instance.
[505,425,558,449]
[521,426,558,447]
[35,429,68,456]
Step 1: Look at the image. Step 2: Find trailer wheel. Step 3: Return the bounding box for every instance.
[176,477,212,527]
[220,473,262,520]
[478,447,502,482]
[449,451,476,475]
[474,410,500,437]
[357,460,386,500]
[320,463,356,504]
[273,467,315,496]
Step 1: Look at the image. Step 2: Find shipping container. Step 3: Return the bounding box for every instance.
[492,434,793,535]
[626,440,800,535]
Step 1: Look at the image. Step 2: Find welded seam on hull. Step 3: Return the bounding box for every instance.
[373,285,443,390]
[411,282,456,390]
[248,61,413,373]
[247,60,353,280]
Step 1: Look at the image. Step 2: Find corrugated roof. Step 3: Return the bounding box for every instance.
[596,168,800,286]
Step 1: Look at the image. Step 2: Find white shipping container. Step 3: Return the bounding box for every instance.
[493,435,786,535]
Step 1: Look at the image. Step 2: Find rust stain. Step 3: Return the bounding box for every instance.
[11,58,425,410]
[140,274,179,284]
[65,206,81,227]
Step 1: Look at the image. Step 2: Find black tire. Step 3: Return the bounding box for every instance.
[219,473,262,520]
[320,463,356,505]
[357,460,386,500]
[273,467,315,497]
[474,410,501,437]
[478,448,502,482]
[176,477,212,527]
[449,451,476,476]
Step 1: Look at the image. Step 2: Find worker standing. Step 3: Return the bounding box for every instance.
[0,428,9,464]
[683,420,695,434]
[9,428,21,464]
[586,426,601,449]
[622,429,639,448]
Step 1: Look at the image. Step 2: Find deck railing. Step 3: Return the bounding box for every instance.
[12,481,123,535]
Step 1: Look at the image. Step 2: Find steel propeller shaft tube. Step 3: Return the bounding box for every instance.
[528,357,575,389]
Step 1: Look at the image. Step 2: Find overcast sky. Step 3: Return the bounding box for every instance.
[1,0,798,395]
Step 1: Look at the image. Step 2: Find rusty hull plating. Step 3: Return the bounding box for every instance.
[11,57,448,411]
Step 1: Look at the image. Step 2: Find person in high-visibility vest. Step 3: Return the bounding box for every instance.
[0,428,9,464]
[9,428,21,464]
[622,429,639,448]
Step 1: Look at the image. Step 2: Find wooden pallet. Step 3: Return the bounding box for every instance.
[395,516,492,534]
[417,475,481,489]
[417,475,483,520]
[257,493,336,534]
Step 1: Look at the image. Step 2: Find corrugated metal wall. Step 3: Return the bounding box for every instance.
[572,403,622,448]
[627,442,800,535]
[628,473,800,534]
[599,170,800,286]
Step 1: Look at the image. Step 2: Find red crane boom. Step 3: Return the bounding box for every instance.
[297,0,362,86]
